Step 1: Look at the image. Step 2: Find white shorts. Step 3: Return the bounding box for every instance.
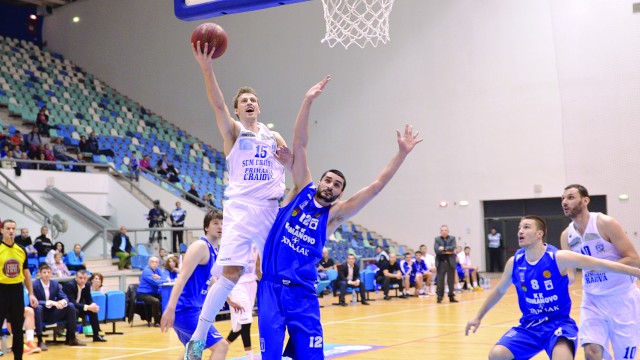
[228,280,257,332]
[216,198,278,267]
[579,288,640,359]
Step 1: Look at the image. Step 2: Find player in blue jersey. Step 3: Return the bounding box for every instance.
[160,210,235,360]
[465,215,640,360]
[258,75,422,360]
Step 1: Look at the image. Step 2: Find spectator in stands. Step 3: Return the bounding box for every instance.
[435,225,458,303]
[12,144,22,158]
[164,255,180,282]
[186,183,201,206]
[139,154,151,171]
[51,252,71,278]
[34,226,53,257]
[137,256,168,327]
[317,248,335,281]
[89,273,104,294]
[148,200,167,244]
[111,226,136,270]
[24,127,43,154]
[72,153,86,172]
[1,150,16,168]
[10,130,23,148]
[400,252,413,297]
[36,106,49,134]
[66,243,86,271]
[33,263,85,347]
[156,154,169,177]
[159,248,168,267]
[36,152,55,170]
[202,193,214,207]
[52,137,74,163]
[170,201,186,253]
[412,250,432,296]
[42,144,56,162]
[375,245,389,263]
[166,161,180,183]
[15,228,38,256]
[86,132,114,157]
[378,253,405,300]
[78,135,90,154]
[337,254,369,306]
[457,246,482,291]
[62,270,106,342]
[0,144,8,157]
[128,150,140,181]
[17,152,33,170]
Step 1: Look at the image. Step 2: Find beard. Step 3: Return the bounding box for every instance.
[316,187,339,203]
[565,205,582,218]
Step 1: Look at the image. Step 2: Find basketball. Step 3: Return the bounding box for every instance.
[191,23,228,59]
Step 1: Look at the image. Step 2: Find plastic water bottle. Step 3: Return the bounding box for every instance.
[352,292,357,305]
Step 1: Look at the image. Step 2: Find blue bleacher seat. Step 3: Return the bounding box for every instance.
[92,291,107,321]
[105,290,126,334]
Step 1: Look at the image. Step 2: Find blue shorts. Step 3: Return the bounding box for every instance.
[258,278,324,360]
[456,264,474,279]
[173,307,223,349]
[496,318,578,359]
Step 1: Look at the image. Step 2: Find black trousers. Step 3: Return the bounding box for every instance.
[488,247,503,272]
[74,305,101,335]
[172,226,184,253]
[376,275,404,296]
[34,303,78,342]
[436,254,456,298]
[0,283,24,359]
[137,293,161,324]
[338,280,367,303]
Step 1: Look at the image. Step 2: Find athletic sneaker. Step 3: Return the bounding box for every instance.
[474,286,484,291]
[184,339,205,360]
[23,341,42,355]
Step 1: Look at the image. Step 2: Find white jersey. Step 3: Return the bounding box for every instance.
[224,122,285,201]
[424,253,436,269]
[568,212,637,296]
[238,243,259,284]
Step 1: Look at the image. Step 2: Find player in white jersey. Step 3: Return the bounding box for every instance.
[560,184,640,360]
[187,42,287,359]
[225,243,259,360]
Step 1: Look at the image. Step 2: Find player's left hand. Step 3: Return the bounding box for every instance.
[274,145,293,171]
[465,317,481,336]
[396,124,422,155]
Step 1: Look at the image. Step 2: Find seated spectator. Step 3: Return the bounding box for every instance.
[156,154,169,176]
[164,255,180,282]
[15,227,38,256]
[186,183,201,206]
[412,250,433,296]
[203,193,215,207]
[87,132,114,157]
[52,137,75,163]
[17,152,34,170]
[1,150,16,168]
[72,153,87,172]
[375,245,389,263]
[24,127,43,153]
[10,131,23,148]
[34,226,54,257]
[78,135,91,154]
[36,106,50,134]
[89,272,105,294]
[166,162,180,183]
[317,248,335,281]
[399,252,413,297]
[51,252,71,278]
[337,254,369,306]
[128,150,140,181]
[12,144,22,158]
[158,248,168,267]
[36,152,55,170]
[137,256,168,326]
[66,243,86,271]
[111,226,136,270]
[0,144,8,157]
[457,246,482,291]
[33,263,85,347]
[378,253,406,300]
[139,154,151,171]
[42,144,56,162]
[62,270,107,342]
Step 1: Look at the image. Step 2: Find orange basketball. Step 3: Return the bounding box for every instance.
[191,23,228,59]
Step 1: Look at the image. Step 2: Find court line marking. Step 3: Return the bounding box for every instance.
[340,321,514,328]
[99,346,184,359]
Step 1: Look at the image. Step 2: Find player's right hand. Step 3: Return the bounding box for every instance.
[192,41,216,67]
[160,309,174,332]
[465,317,481,336]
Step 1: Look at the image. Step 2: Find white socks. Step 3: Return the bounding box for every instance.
[245,350,253,359]
[191,276,236,340]
[26,329,34,342]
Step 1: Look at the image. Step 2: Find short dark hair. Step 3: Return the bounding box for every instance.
[203,209,223,234]
[414,251,422,255]
[464,246,470,250]
[522,215,547,240]
[39,263,51,271]
[76,269,88,276]
[404,252,411,257]
[564,184,589,198]
[348,254,356,259]
[320,169,347,191]
[2,219,15,229]
[375,246,382,250]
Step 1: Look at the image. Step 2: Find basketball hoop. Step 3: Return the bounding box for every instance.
[320,0,395,49]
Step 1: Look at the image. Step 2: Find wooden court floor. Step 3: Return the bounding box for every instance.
[17,274,591,359]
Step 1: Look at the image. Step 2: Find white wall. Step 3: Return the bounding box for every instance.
[41,0,640,269]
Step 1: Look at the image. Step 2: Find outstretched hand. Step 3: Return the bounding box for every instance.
[305,75,331,101]
[396,124,422,155]
[465,317,481,336]
[192,41,216,68]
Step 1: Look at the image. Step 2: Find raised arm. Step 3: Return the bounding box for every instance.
[556,250,640,278]
[192,42,240,155]
[327,125,422,233]
[291,76,331,193]
[465,256,514,335]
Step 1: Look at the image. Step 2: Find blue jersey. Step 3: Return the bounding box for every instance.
[512,244,572,326]
[412,259,428,275]
[176,237,218,311]
[262,183,331,292]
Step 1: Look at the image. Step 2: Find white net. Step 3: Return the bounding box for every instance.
[320,0,395,49]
